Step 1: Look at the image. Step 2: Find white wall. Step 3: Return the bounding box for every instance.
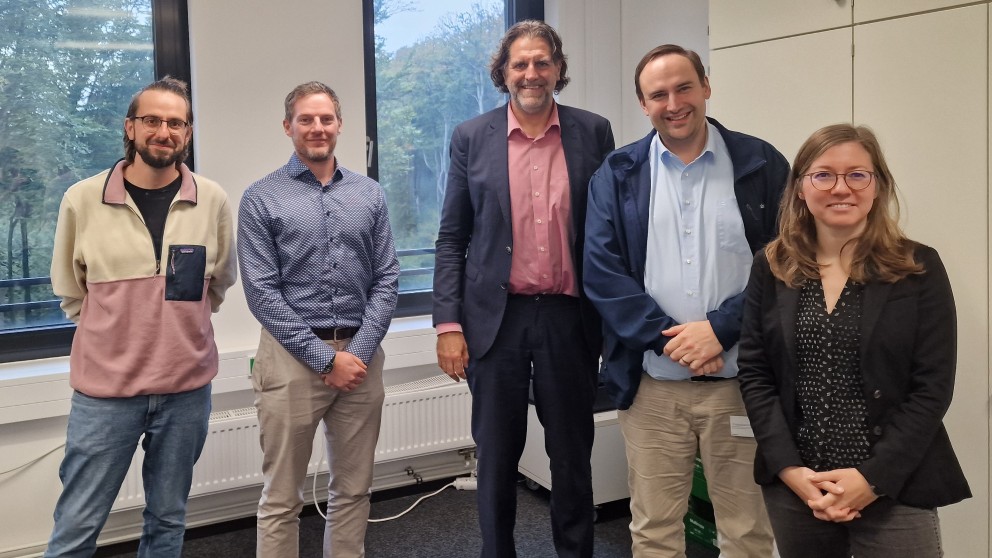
[549,0,708,146]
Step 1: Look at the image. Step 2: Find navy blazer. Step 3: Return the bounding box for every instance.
[583,118,789,409]
[738,245,971,509]
[432,103,615,359]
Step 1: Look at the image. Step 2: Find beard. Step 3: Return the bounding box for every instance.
[295,135,336,164]
[136,140,186,169]
[302,146,333,162]
[510,86,553,116]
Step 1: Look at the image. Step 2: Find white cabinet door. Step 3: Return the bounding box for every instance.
[710,0,850,49]
[855,7,988,558]
[853,6,986,254]
[617,0,710,146]
[709,28,852,163]
[855,0,978,23]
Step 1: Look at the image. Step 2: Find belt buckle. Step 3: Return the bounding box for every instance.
[332,328,346,341]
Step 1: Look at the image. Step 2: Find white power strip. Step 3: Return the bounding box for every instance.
[453,476,477,490]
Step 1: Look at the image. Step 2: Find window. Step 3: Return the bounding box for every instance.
[366,0,540,316]
[0,0,190,362]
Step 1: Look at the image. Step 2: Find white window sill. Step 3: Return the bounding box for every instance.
[0,315,438,425]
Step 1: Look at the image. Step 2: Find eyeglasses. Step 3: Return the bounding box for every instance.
[804,170,875,191]
[130,115,189,132]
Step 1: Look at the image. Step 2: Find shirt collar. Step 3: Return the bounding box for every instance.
[286,152,343,184]
[102,158,198,205]
[507,102,561,139]
[655,121,718,168]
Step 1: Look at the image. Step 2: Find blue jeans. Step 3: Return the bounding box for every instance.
[44,384,211,558]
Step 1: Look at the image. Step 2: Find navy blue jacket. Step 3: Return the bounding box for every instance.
[433,104,615,359]
[583,118,788,409]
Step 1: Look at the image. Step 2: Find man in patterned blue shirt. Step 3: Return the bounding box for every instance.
[238,81,399,558]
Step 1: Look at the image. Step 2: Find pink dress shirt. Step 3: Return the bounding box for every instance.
[505,104,576,296]
[436,104,576,336]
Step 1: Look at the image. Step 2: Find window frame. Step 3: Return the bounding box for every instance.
[0,0,192,363]
[362,0,542,318]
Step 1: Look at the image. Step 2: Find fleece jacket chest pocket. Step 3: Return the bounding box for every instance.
[165,244,206,301]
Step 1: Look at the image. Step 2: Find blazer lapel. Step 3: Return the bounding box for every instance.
[559,108,583,201]
[861,281,892,352]
[776,281,800,370]
[488,106,511,225]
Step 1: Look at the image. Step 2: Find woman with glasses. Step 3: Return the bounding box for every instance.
[737,124,970,557]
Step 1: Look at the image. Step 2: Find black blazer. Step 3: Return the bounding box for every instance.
[432,104,615,359]
[738,244,971,508]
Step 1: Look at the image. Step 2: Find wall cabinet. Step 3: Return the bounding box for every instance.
[709,28,852,163]
[710,0,850,49]
[854,0,978,22]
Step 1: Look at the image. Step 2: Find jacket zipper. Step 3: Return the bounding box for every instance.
[124,199,176,276]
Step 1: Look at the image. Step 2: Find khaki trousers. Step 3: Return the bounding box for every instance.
[618,375,774,558]
[252,329,385,558]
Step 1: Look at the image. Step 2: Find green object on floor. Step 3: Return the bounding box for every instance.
[684,455,717,551]
[684,507,718,550]
[690,455,709,502]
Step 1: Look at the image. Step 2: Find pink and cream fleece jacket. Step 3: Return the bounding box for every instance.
[51,159,237,398]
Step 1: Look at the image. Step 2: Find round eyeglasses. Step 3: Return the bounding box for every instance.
[804,170,875,191]
[130,115,189,132]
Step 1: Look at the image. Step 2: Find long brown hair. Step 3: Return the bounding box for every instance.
[489,20,569,94]
[765,124,922,286]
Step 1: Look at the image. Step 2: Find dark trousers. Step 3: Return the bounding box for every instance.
[466,294,598,558]
[763,480,944,558]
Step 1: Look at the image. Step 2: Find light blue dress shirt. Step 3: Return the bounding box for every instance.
[642,123,752,380]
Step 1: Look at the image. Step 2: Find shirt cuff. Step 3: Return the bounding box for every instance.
[436,323,463,335]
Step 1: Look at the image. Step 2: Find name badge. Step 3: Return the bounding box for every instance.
[730,415,754,438]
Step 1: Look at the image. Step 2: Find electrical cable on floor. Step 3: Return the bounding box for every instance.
[309,435,474,523]
[0,442,66,478]
[367,481,457,523]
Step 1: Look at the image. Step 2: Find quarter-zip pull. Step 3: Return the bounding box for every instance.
[156,259,161,275]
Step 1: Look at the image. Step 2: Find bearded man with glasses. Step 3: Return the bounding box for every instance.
[44,77,237,558]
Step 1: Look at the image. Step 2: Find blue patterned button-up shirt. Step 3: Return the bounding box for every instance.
[238,153,399,370]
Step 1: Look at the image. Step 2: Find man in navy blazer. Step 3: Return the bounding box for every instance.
[433,20,614,558]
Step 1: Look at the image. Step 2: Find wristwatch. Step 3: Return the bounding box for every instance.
[320,355,336,375]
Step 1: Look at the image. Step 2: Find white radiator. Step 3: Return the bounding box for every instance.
[111,375,473,511]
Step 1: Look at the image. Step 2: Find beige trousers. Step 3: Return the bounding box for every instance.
[252,329,385,558]
[618,375,774,558]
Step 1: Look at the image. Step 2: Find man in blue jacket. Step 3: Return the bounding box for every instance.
[583,44,787,557]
